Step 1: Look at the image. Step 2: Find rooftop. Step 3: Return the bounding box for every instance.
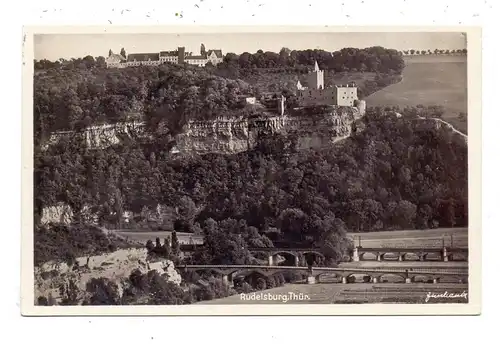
[127,53,160,62]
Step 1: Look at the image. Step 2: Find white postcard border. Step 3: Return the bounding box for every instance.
[21,25,482,316]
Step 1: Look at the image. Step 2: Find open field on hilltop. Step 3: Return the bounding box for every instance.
[365,56,467,133]
[403,55,467,64]
[200,283,469,304]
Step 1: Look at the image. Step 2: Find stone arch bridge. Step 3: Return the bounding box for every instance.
[352,246,468,262]
[248,247,325,266]
[178,264,469,286]
[247,246,468,265]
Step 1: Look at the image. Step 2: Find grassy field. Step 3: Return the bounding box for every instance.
[365,55,467,133]
[200,282,469,304]
[114,230,204,245]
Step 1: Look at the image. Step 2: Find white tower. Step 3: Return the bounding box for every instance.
[307,60,324,90]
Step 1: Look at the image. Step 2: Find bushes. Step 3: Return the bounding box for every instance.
[255,278,267,290]
[234,280,254,294]
[274,273,286,287]
[85,277,121,305]
[282,270,305,283]
[37,296,48,306]
[34,223,133,266]
[265,276,277,289]
[192,277,233,302]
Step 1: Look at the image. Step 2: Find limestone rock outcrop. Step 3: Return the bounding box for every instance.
[34,248,182,305]
[42,103,366,155]
[174,104,365,155]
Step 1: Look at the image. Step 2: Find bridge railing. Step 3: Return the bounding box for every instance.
[179,264,468,276]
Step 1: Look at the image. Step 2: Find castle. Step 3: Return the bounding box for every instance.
[296,61,360,108]
[105,44,223,68]
[45,60,367,154]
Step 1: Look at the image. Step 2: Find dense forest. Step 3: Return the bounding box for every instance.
[34,106,468,265]
[34,46,404,140]
[34,45,467,268]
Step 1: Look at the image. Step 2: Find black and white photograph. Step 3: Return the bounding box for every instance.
[22,26,481,315]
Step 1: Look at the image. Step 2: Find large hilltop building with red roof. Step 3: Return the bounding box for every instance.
[105,43,223,68]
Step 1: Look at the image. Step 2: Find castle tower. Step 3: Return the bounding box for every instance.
[307,60,324,90]
[314,60,320,72]
[278,95,286,116]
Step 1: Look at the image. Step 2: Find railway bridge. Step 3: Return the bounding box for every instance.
[177,264,469,286]
[248,247,325,266]
[247,246,468,265]
[352,246,468,262]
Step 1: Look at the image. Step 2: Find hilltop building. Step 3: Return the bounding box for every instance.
[105,43,223,68]
[296,61,359,107]
[105,52,127,68]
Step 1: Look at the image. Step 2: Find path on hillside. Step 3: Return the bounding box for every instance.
[416,116,468,142]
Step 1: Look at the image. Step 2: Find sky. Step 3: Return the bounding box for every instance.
[34,32,467,61]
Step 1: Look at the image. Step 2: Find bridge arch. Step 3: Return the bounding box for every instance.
[358,251,380,261]
[270,250,298,258]
[301,250,325,259]
[314,272,343,283]
[378,273,407,283]
[343,272,383,283]
[269,251,299,266]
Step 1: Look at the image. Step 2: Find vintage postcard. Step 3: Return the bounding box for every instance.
[21,26,481,316]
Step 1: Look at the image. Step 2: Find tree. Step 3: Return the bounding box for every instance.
[409,49,415,55]
[278,208,309,243]
[120,48,126,58]
[86,277,121,305]
[146,240,155,253]
[200,43,206,55]
[314,214,352,265]
[162,238,171,257]
[175,196,197,232]
[108,49,112,57]
[171,231,180,257]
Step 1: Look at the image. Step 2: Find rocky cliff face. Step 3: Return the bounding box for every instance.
[175,104,366,155]
[40,203,74,225]
[176,116,252,155]
[42,121,147,151]
[43,103,366,155]
[34,248,182,305]
[39,203,99,225]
